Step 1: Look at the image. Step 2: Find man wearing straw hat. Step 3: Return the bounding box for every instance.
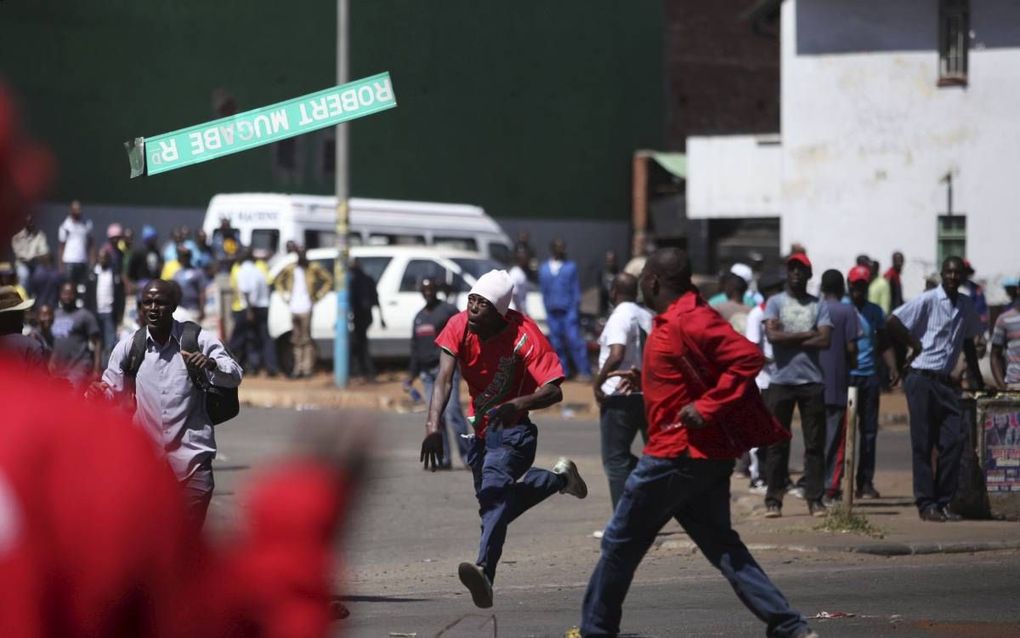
[0,285,45,369]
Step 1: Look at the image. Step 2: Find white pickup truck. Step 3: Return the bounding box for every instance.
[265,245,546,368]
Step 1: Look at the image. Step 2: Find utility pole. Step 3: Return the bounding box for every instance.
[333,0,351,388]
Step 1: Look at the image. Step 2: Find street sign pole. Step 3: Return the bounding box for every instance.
[333,0,351,388]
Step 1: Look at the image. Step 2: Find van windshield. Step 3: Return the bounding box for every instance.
[451,258,501,281]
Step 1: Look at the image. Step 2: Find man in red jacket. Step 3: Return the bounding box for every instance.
[578,248,815,638]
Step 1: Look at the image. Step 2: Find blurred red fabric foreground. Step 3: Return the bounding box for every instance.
[0,82,352,638]
[0,358,352,638]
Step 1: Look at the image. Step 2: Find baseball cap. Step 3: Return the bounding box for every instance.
[729,263,753,284]
[786,253,812,270]
[847,265,871,284]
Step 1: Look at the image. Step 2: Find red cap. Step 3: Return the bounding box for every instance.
[847,265,871,284]
[786,253,812,270]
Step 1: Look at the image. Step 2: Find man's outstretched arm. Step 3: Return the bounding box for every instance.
[421,350,457,471]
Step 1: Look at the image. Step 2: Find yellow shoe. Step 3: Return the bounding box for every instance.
[564,626,582,638]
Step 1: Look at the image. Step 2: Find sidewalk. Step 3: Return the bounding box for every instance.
[238,370,605,416]
[698,469,1020,558]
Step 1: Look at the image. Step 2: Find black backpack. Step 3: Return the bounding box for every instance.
[121,321,240,425]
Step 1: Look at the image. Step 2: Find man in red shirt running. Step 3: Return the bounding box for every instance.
[578,248,815,638]
[420,269,588,609]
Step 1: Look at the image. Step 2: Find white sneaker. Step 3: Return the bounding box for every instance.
[592,529,604,539]
[458,562,493,608]
[552,457,588,499]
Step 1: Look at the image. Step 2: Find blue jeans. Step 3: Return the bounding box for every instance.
[599,394,648,512]
[421,367,471,465]
[851,374,881,489]
[466,422,565,583]
[97,312,117,367]
[545,308,590,378]
[581,455,809,638]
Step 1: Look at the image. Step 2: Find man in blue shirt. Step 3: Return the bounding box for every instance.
[887,256,984,522]
[846,265,897,499]
[538,239,591,381]
[818,270,858,501]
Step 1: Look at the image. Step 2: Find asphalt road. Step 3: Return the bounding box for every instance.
[210,408,1020,638]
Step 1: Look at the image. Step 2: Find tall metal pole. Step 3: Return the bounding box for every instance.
[333,0,351,388]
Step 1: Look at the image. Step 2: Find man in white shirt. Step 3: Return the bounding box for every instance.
[85,248,125,365]
[593,273,653,514]
[274,248,332,378]
[57,200,94,290]
[232,249,279,376]
[508,244,531,315]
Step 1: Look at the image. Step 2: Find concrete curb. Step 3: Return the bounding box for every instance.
[848,540,1020,556]
[239,388,386,411]
[657,538,1020,557]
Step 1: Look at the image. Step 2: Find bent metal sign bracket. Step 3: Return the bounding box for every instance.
[124,72,396,178]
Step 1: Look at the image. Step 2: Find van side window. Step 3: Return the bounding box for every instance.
[251,229,280,255]
[488,242,512,265]
[434,236,477,251]
[304,230,336,249]
[400,259,447,292]
[369,234,426,246]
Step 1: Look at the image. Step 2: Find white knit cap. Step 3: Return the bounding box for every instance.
[469,269,514,316]
[730,262,753,284]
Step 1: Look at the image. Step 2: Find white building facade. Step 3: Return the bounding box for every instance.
[688,0,1020,301]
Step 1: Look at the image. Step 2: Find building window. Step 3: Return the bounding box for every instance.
[937,215,966,265]
[938,0,969,87]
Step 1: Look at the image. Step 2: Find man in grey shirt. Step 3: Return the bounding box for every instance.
[763,253,833,518]
[89,279,242,528]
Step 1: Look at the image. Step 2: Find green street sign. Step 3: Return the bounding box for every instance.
[125,72,396,177]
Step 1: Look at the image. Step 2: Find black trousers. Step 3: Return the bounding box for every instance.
[764,383,826,506]
[599,394,648,512]
[903,371,964,512]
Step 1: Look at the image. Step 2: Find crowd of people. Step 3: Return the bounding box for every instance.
[1,201,397,385]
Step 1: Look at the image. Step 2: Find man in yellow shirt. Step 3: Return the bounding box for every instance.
[868,258,891,315]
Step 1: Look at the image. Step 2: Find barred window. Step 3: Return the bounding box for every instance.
[938,0,969,86]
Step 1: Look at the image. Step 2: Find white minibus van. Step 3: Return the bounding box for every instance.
[201,193,514,265]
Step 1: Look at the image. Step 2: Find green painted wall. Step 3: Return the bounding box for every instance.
[1,0,663,220]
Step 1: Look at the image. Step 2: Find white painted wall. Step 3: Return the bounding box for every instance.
[687,134,782,219]
[780,0,1020,302]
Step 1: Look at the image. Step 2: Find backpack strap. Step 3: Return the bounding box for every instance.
[178,321,210,389]
[120,327,149,378]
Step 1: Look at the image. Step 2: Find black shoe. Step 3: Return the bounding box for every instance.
[808,500,829,518]
[764,504,782,518]
[941,507,963,522]
[919,507,947,522]
[856,484,881,499]
[329,596,350,620]
[458,562,493,608]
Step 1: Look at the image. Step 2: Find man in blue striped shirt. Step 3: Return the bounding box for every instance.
[887,256,983,522]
